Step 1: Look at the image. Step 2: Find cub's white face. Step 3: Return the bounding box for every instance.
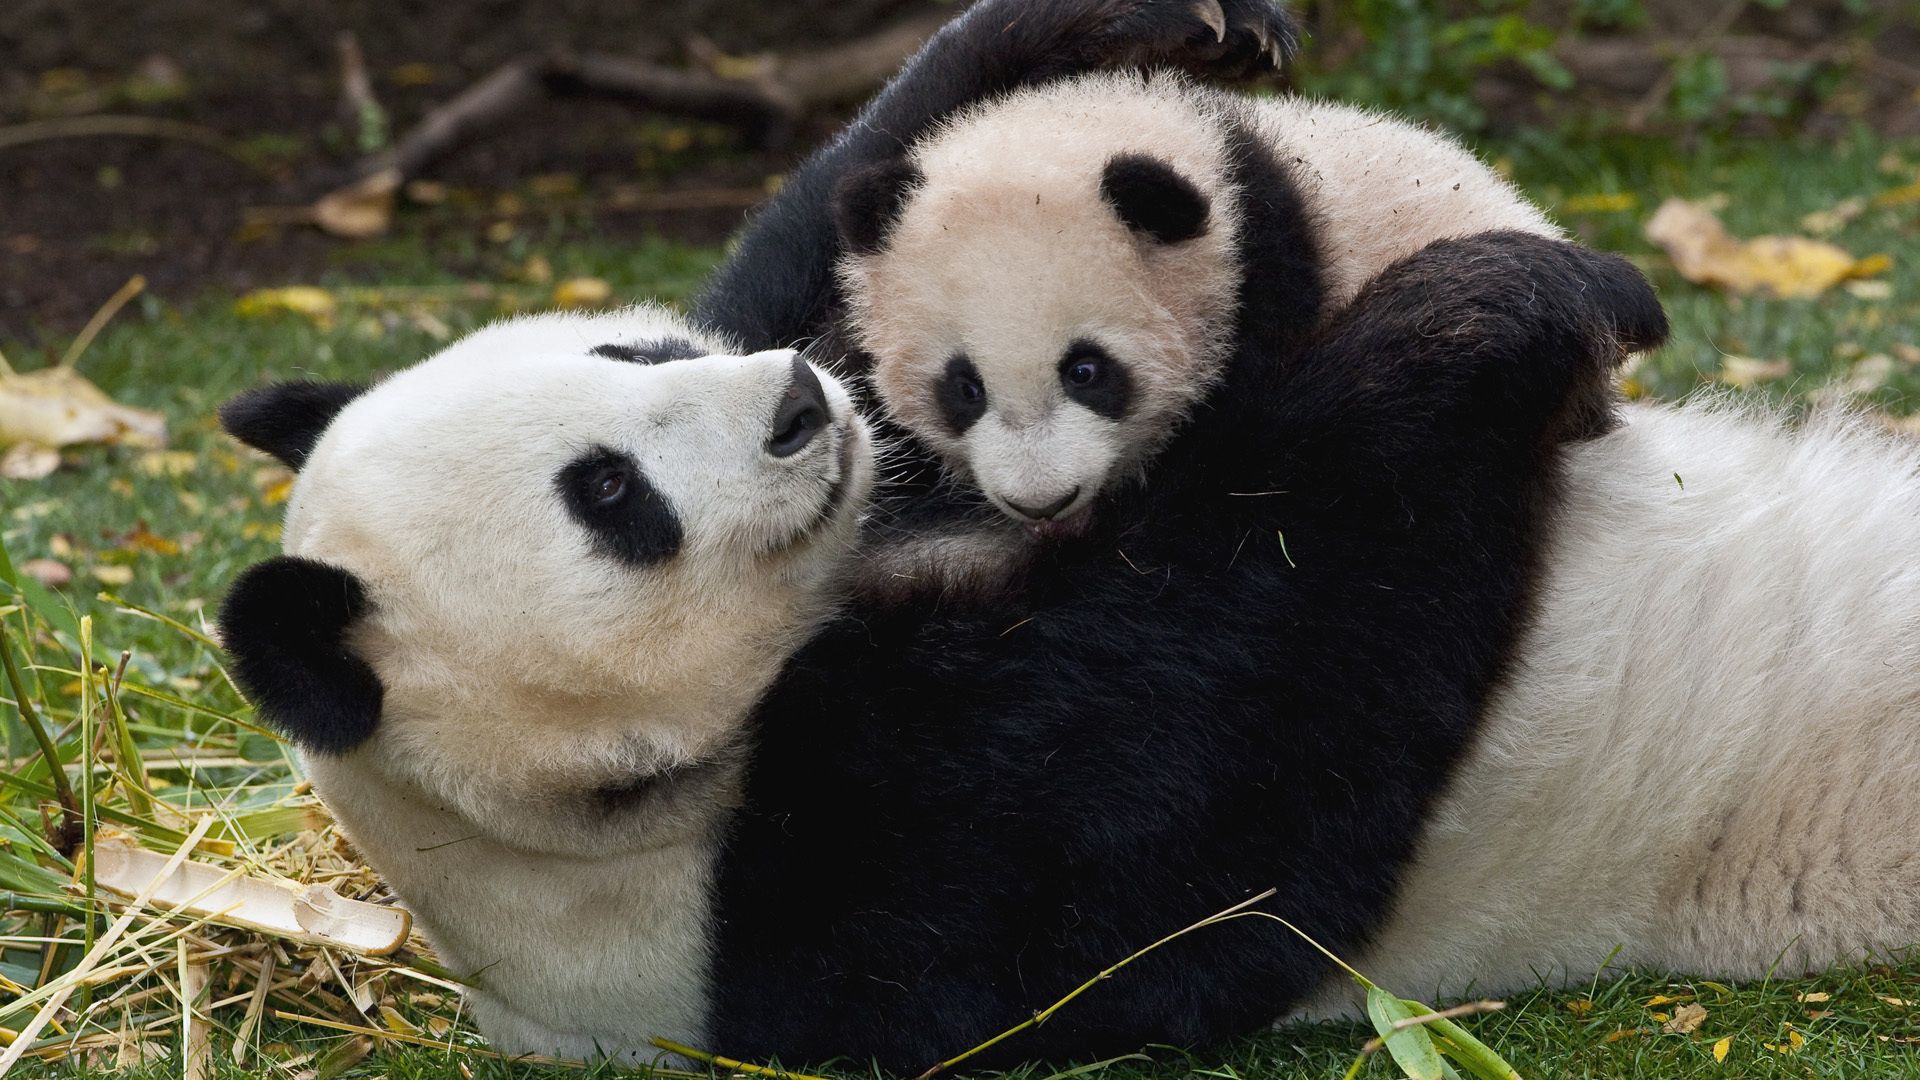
[838,73,1239,534]
[284,310,872,853]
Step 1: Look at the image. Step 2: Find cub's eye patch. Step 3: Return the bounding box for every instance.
[592,338,707,365]
[936,353,988,435]
[556,447,684,566]
[1058,340,1132,420]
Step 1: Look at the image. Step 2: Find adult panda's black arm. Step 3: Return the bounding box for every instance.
[689,0,1297,354]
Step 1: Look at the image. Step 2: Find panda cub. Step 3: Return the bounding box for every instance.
[830,71,1558,558]
[217,231,1661,1068]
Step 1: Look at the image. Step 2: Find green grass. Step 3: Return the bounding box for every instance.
[4,132,1920,1078]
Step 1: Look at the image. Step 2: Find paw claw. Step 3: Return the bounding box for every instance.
[1190,0,1228,43]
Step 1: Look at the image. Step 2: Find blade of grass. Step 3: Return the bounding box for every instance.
[76,616,97,1012]
[0,616,79,849]
[913,888,1280,1080]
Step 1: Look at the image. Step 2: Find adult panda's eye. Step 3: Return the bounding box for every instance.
[955,373,984,402]
[591,469,628,505]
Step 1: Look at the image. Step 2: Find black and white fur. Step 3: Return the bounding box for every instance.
[774,45,1920,1014]
[219,232,1659,1068]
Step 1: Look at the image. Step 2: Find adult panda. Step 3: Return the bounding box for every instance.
[216,231,1661,1068]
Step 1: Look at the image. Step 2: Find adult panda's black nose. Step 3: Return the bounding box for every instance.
[767,354,829,458]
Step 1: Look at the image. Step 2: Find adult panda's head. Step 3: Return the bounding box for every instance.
[215,307,872,854]
[834,72,1241,535]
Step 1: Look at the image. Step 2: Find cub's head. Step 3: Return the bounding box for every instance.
[834,73,1240,535]
[216,307,871,851]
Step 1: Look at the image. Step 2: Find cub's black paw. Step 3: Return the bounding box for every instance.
[1094,0,1298,79]
[999,0,1298,83]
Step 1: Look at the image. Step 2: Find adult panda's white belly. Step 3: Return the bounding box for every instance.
[1298,398,1920,1016]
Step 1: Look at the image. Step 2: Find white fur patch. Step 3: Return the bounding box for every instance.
[1296,400,1920,1016]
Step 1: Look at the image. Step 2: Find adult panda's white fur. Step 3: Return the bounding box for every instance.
[837,71,1554,531]
[220,306,875,1062]
[1300,399,1920,1015]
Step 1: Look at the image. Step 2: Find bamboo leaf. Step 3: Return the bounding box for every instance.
[1368,986,1445,1080]
[1430,1014,1523,1080]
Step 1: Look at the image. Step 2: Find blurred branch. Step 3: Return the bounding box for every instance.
[333,9,947,198]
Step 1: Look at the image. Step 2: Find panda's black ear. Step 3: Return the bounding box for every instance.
[218,556,383,754]
[1101,153,1209,245]
[832,156,924,256]
[219,381,368,470]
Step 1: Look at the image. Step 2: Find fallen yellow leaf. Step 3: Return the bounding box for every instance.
[234,286,337,326]
[1880,996,1912,1007]
[553,276,612,308]
[90,564,134,586]
[1718,356,1791,387]
[1798,992,1832,1003]
[1566,999,1595,1018]
[1646,198,1891,298]
[1874,180,1920,208]
[1564,192,1639,214]
[0,365,167,452]
[136,449,198,477]
[1664,1003,1709,1035]
[312,168,400,239]
[1713,1035,1732,1063]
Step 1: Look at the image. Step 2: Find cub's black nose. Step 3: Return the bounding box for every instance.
[1006,487,1081,522]
[767,355,830,458]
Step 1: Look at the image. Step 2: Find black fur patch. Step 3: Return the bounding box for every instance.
[218,556,382,754]
[555,447,683,567]
[934,353,988,434]
[218,382,368,470]
[1100,154,1209,244]
[1057,339,1132,420]
[832,156,924,256]
[591,338,706,365]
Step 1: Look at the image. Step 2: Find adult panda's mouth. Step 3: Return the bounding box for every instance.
[780,420,862,551]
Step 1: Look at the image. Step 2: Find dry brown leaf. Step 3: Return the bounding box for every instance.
[312,168,400,239]
[1646,198,1891,298]
[1664,1003,1709,1034]
[0,365,167,452]
[1718,356,1791,387]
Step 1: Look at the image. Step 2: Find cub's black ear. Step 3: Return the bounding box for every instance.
[832,156,924,256]
[1100,153,1209,244]
[219,381,367,470]
[218,556,382,754]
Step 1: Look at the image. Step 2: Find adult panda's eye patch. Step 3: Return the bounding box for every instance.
[591,338,707,365]
[556,446,684,566]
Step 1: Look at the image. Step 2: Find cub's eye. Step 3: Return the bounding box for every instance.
[1058,340,1132,420]
[1064,358,1104,387]
[591,469,628,505]
[936,353,989,434]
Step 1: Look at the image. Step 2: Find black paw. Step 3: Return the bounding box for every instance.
[1094,0,1299,80]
